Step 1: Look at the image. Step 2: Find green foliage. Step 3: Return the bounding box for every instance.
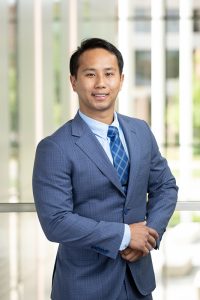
[168,212,200,228]
[193,51,200,155]
[192,213,200,223]
[9,58,18,132]
[168,211,180,227]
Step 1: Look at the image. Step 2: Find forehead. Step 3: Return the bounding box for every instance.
[78,48,119,70]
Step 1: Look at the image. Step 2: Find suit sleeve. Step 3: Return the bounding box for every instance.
[145,124,178,247]
[32,137,124,259]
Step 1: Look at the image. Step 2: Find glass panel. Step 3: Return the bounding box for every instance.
[1,0,200,298]
[165,1,200,201]
[1,211,200,300]
[1,0,200,205]
[153,211,200,300]
[9,1,18,202]
[134,6,151,33]
[0,213,57,300]
[78,0,117,42]
[0,0,9,202]
[166,8,179,33]
[52,0,62,126]
[193,9,200,32]
[135,50,151,86]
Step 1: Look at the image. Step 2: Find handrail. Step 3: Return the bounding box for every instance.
[0,201,200,213]
[0,203,36,212]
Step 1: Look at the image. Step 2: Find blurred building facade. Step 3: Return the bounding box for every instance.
[1,0,200,299]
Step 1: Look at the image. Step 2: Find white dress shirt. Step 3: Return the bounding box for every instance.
[79,110,131,251]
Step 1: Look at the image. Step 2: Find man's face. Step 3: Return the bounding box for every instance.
[70,48,124,121]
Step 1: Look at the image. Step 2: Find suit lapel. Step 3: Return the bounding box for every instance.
[71,113,124,194]
[118,114,141,202]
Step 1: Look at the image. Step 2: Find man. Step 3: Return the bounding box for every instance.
[32,38,178,300]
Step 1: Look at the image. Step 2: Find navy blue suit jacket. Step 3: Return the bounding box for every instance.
[32,112,178,299]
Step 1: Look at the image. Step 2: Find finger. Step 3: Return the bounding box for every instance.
[122,248,132,256]
[121,253,132,261]
[122,251,143,262]
[128,254,140,262]
[120,249,130,257]
[121,248,136,258]
[121,252,137,261]
[148,227,159,239]
[146,242,153,251]
[142,246,150,256]
[148,235,157,248]
[129,250,143,262]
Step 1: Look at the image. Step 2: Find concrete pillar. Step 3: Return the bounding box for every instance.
[151,0,166,150]
[0,0,9,202]
[60,0,78,122]
[42,0,54,137]
[17,0,35,202]
[179,0,193,206]
[117,0,134,116]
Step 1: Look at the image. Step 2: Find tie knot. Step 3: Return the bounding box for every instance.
[107,126,119,139]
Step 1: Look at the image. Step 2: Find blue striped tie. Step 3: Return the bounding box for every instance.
[107,126,130,193]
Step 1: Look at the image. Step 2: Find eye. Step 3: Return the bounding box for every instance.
[105,72,114,77]
[86,73,95,77]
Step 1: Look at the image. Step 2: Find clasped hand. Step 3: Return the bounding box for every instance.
[120,222,159,262]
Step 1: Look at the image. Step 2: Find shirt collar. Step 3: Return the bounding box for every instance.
[79,110,120,140]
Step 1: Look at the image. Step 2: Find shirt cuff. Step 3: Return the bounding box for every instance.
[119,224,131,251]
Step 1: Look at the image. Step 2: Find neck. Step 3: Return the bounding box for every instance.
[79,110,115,125]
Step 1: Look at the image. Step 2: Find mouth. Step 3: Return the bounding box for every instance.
[91,93,109,100]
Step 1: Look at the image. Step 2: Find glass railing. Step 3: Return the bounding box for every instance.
[0,212,57,300]
[153,212,200,300]
[0,210,200,300]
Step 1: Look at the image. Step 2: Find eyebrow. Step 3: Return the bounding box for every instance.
[82,67,116,72]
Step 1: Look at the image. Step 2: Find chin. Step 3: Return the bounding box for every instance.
[95,105,112,112]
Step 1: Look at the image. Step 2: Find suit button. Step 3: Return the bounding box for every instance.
[124,208,128,215]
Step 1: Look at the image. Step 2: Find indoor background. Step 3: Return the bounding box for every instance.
[1,0,200,299]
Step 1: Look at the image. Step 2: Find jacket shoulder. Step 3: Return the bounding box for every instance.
[37,119,73,150]
[118,113,150,130]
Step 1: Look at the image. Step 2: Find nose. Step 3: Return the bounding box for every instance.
[94,74,106,89]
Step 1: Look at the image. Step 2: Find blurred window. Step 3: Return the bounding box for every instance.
[166,9,179,33]
[193,9,200,32]
[166,50,179,79]
[134,8,151,33]
[135,50,151,86]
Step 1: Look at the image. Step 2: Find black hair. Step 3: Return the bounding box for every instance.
[69,38,124,77]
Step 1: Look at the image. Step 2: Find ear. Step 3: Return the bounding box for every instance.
[119,73,124,90]
[70,75,77,91]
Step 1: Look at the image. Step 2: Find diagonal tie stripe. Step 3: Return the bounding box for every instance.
[107,126,130,190]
